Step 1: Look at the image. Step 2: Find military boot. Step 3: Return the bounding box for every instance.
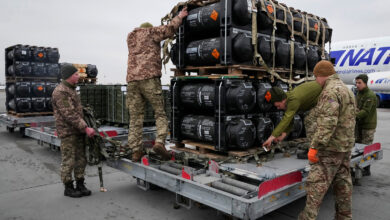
[64,181,82,198]
[131,150,145,162]
[76,178,92,196]
[152,142,171,160]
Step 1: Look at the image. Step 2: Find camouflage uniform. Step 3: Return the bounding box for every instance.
[299,74,356,220]
[52,81,88,183]
[126,16,182,151]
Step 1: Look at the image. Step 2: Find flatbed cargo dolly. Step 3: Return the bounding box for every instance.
[24,126,383,219]
[105,142,383,220]
[0,113,55,135]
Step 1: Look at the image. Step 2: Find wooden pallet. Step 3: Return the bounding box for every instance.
[171,140,262,160]
[171,65,314,81]
[7,111,53,117]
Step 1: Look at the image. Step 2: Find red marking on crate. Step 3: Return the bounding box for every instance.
[258,171,302,199]
[182,168,191,180]
[208,160,219,174]
[364,143,381,156]
[265,91,272,102]
[99,130,118,137]
[211,49,220,59]
[267,5,274,14]
[142,156,150,166]
[210,10,219,21]
[30,123,37,127]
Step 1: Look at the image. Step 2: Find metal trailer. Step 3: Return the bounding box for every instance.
[24,126,383,219]
[0,113,55,135]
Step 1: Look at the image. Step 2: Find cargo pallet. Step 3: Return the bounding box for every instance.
[172,65,311,78]
[7,110,53,117]
[0,113,55,135]
[22,124,383,219]
[106,142,382,220]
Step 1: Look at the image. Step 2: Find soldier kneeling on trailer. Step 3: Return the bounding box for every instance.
[52,64,96,198]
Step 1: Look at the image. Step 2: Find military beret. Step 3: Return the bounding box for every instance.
[269,87,287,103]
[61,64,78,80]
[313,60,336,77]
[140,22,153,28]
[355,74,368,84]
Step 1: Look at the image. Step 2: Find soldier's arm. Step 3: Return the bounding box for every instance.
[271,100,299,137]
[356,94,375,120]
[54,92,88,133]
[310,91,339,150]
[151,16,182,42]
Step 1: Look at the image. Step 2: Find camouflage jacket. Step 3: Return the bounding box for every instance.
[52,81,87,138]
[126,16,182,82]
[311,74,357,152]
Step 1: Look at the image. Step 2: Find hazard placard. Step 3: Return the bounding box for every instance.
[210,10,219,21]
[211,49,220,59]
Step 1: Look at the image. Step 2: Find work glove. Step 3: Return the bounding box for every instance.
[308,148,319,163]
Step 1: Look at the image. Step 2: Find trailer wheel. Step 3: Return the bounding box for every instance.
[7,126,15,133]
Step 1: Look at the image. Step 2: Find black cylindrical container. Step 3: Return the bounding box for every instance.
[307,45,320,71]
[31,82,46,97]
[46,63,60,77]
[289,115,303,139]
[258,35,272,65]
[7,45,30,61]
[8,99,31,112]
[180,84,215,111]
[226,118,256,149]
[46,48,60,63]
[45,82,57,97]
[31,46,47,62]
[275,7,292,38]
[294,42,307,70]
[275,38,290,68]
[15,82,31,98]
[86,64,98,78]
[225,82,256,114]
[256,117,274,143]
[232,0,252,26]
[270,111,284,127]
[46,99,53,111]
[32,98,46,112]
[7,84,15,97]
[186,3,221,33]
[181,115,215,143]
[186,38,221,66]
[232,33,253,63]
[9,61,32,76]
[256,82,273,112]
[31,62,46,76]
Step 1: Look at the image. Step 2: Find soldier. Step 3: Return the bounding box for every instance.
[355,74,377,177]
[262,81,322,153]
[125,7,188,162]
[52,64,95,198]
[298,60,356,220]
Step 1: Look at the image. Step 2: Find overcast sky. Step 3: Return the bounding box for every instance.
[1,0,389,85]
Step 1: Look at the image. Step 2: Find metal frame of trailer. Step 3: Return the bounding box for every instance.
[0,113,55,134]
[24,126,383,219]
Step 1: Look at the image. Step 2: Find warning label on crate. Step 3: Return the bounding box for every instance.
[211,48,220,59]
[210,10,218,21]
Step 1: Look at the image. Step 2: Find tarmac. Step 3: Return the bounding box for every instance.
[0,90,389,220]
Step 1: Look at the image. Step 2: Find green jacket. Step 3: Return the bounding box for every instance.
[311,74,356,152]
[356,87,377,129]
[272,81,322,137]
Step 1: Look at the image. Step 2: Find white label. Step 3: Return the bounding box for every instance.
[187,13,198,20]
[21,50,27,55]
[186,47,198,53]
[121,86,126,92]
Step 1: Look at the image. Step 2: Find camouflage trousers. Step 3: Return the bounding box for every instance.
[126,78,168,152]
[298,150,352,220]
[304,108,317,140]
[355,128,375,145]
[60,135,87,184]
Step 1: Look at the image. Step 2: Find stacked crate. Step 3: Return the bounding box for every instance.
[5,44,60,115]
[78,84,171,126]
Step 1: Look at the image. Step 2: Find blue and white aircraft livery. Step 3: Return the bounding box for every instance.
[330,36,390,94]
